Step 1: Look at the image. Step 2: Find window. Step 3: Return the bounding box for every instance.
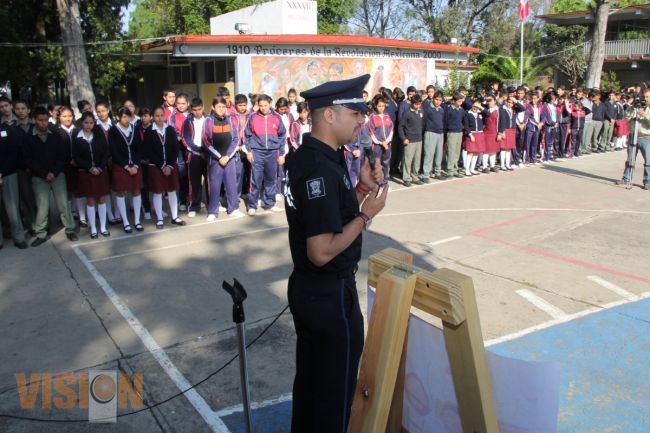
[172,63,196,84]
[204,60,235,83]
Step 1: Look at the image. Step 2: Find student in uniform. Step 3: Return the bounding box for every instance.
[217,87,237,116]
[162,88,176,124]
[143,106,186,228]
[463,100,487,176]
[244,94,287,216]
[556,94,571,159]
[540,92,558,163]
[206,97,244,219]
[122,99,140,126]
[109,107,144,233]
[55,106,86,227]
[0,96,18,126]
[524,91,543,164]
[422,90,446,180]
[344,128,363,187]
[181,97,213,219]
[275,97,295,200]
[497,96,518,170]
[233,94,251,197]
[169,93,190,210]
[602,90,617,152]
[23,106,78,246]
[587,90,605,153]
[12,100,37,233]
[570,99,590,157]
[445,92,465,178]
[95,101,120,225]
[290,101,311,153]
[367,95,393,182]
[0,120,28,249]
[398,93,424,186]
[513,86,528,166]
[136,108,153,220]
[72,112,110,238]
[612,93,629,150]
[287,88,299,119]
[481,96,500,173]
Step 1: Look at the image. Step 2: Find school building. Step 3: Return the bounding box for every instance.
[135,0,478,107]
[536,3,650,86]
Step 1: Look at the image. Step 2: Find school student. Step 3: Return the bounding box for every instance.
[463,100,487,176]
[169,93,190,210]
[612,94,629,150]
[162,88,176,124]
[481,96,500,172]
[398,93,424,186]
[181,97,213,218]
[497,97,518,170]
[122,99,140,126]
[602,91,617,151]
[12,100,37,232]
[136,108,153,220]
[540,92,559,163]
[0,121,28,249]
[72,112,110,238]
[217,86,237,116]
[570,99,590,157]
[587,90,604,153]
[445,92,465,178]
[244,94,287,216]
[287,88,299,119]
[422,90,446,180]
[23,106,77,246]
[367,95,393,182]
[95,101,119,225]
[275,97,294,199]
[55,106,86,226]
[207,97,243,219]
[524,91,543,164]
[109,107,144,233]
[513,86,528,166]
[143,106,185,228]
[290,101,311,152]
[556,95,572,159]
[233,94,251,197]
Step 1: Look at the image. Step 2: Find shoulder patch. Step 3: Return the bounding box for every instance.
[306,177,326,200]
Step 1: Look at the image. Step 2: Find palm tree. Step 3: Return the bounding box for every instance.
[471,50,551,87]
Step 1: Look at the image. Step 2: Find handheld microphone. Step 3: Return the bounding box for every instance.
[360,134,375,170]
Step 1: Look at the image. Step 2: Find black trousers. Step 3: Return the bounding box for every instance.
[288,270,364,433]
[188,153,207,212]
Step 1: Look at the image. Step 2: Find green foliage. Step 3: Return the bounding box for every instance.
[317,0,357,34]
[617,30,648,40]
[471,48,550,86]
[550,0,645,13]
[542,24,588,86]
[600,70,620,90]
[443,61,470,96]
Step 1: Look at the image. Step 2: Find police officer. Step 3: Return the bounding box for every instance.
[284,74,388,433]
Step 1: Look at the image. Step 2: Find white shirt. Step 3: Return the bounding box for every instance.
[152,122,167,137]
[192,116,205,148]
[77,129,93,142]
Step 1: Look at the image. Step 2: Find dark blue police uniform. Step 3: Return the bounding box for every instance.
[284,75,371,433]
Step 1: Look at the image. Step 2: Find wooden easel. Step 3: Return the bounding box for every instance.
[348,248,500,433]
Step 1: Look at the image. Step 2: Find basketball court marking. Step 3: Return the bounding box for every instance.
[587,275,639,301]
[516,289,567,319]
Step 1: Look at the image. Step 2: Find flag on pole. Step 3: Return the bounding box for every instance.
[519,0,529,20]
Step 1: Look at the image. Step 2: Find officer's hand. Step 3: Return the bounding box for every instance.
[358,156,384,188]
[247,152,254,163]
[361,182,388,219]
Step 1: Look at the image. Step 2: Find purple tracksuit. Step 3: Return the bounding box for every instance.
[345,130,364,187]
[244,111,287,210]
[208,114,240,215]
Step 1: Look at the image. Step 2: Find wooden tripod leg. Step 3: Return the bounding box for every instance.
[385,330,408,433]
[347,268,417,433]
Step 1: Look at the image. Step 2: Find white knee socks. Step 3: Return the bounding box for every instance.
[105,195,115,220]
[133,195,142,225]
[489,153,496,168]
[86,205,96,234]
[505,151,511,168]
[116,196,130,227]
[77,197,87,223]
[462,150,468,171]
[482,154,489,168]
[153,194,164,222]
[500,151,507,169]
[167,191,179,220]
[98,203,107,232]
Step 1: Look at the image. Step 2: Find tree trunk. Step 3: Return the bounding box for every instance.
[585,0,609,88]
[55,0,95,115]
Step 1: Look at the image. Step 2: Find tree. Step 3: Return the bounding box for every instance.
[316,0,357,34]
[585,0,609,88]
[550,0,645,13]
[542,24,588,86]
[56,0,96,113]
[471,49,550,86]
[350,0,400,38]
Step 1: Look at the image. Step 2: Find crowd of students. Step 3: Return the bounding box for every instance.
[0,81,647,249]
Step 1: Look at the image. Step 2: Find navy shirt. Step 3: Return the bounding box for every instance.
[284,134,361,275]
[445,106,465,133]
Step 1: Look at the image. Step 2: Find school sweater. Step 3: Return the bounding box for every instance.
[210,114,239,158]
[423,102,446,134]
[591,101,605,121]
[0,124,20,176]
[108,124,142,167]
[603,101,617,121]
[144,124,180,168]
[444,106,464,133]
[72,128,109,171]
[23,128,66,178]
[398,107,424,142]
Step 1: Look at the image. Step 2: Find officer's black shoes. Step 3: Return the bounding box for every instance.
[66,232,79,242]
[14,241,28,249]
[31,237,48,247]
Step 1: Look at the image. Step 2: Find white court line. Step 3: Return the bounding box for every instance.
[89,226,286,263]
[428,236,462,246]
[515,289,567,320]
[73,247,230,433]
[214,393,292,417]
[486,292,650,347]
[587,275,639,301]
[376,208,650,218]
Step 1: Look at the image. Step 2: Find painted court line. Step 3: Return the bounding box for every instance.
[428,236,462,246]
[587,275,639,301]
[485,292,650,347]
[88,226,286,263]
[214,393,292,417]
[516,289,567,319]
[377,208,650,219]
[73,247,230,433]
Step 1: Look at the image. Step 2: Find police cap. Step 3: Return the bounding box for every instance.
[300,74,370,113]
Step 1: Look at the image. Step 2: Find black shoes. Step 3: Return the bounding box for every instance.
[171,218,186,226]
[66,233,78,241]
[14,241,28,249]
[31,237,48,247]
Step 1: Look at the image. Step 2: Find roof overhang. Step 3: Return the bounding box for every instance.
[536,4,650,25]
